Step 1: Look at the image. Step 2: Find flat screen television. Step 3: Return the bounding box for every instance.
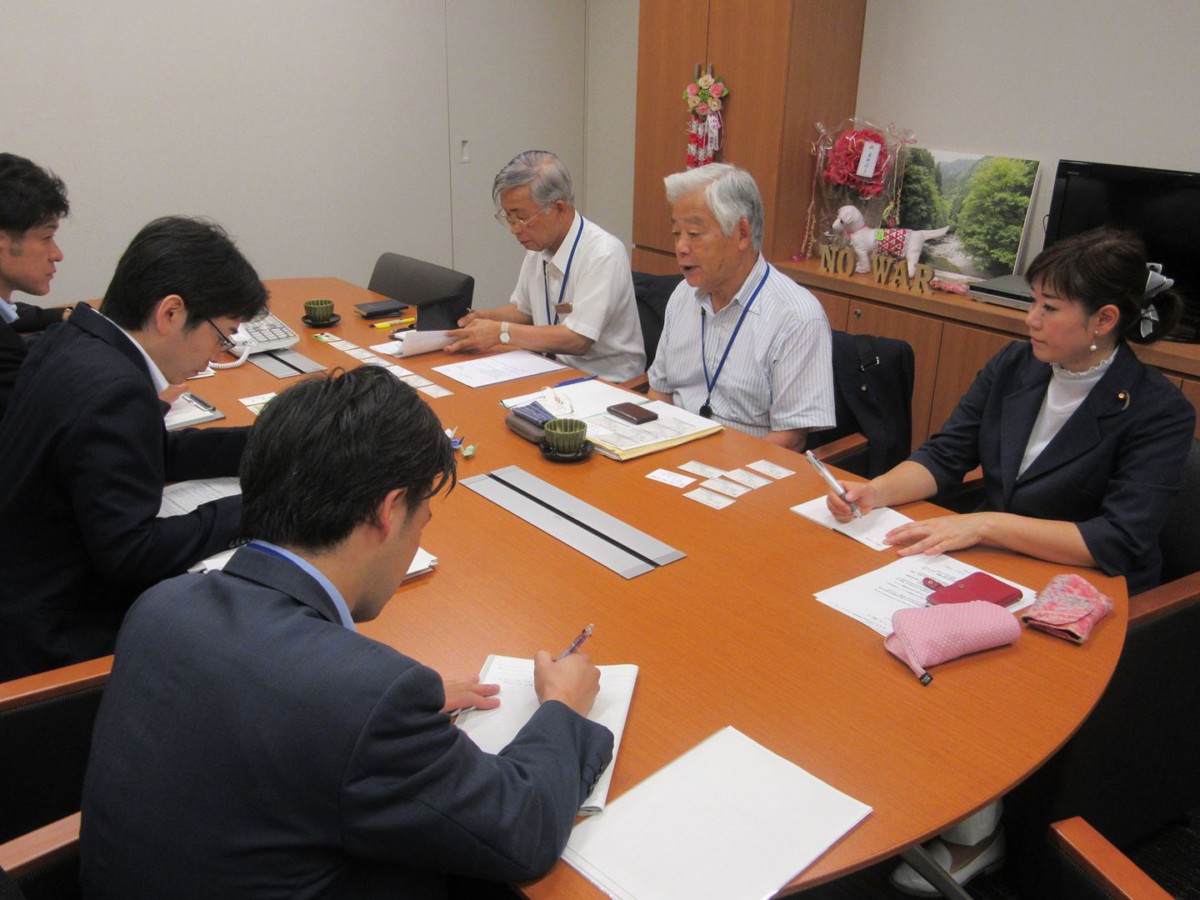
[1044,159,1200,342]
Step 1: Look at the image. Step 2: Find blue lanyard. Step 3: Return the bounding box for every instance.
[544,216,585,325]
[700,264,771,417]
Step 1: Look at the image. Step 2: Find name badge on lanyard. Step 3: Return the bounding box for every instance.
[544,216,585,325]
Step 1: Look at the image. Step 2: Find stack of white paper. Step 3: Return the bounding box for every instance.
[563,726,872,900]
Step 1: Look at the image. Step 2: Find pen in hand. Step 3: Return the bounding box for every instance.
[555,623,594,661]
[805,450,863,519]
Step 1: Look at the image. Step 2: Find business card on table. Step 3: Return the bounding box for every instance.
[646,469,696,488]
[347,348,377,360]
[700,478,752,499]
[746,459,796,479]
[679,461,726,479]
[722,468,772,489]
[684,487,736,509]
[239,392,277,416]
[384,364,415,379]
[419,383,453,399]
[330,340,358,351]
[399,374,433,388]
[311,332,341,343]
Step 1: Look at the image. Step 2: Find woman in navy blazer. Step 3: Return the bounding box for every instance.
[832,228,1195,895]
[830,227,1194,595]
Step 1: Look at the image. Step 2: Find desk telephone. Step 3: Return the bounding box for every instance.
[211,312,300,369]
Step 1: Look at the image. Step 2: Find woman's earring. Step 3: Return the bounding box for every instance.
[1089,333,1098,353]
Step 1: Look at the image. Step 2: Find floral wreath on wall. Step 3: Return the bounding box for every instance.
[801,117,914,258]
[684,71,728,168]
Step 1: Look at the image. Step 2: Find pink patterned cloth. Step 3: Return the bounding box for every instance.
[885,600,1021,684]
[1021,574,1113,644]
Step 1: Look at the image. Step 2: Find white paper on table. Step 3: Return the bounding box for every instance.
[563,726,872,900]
[646,469,696,488]
[721,467,772,489]
[433,350,566,387]
[456,656,637,814]
[683,487,735,509]
[700,477,751,498]
[159,477,241,517]
[790,496,914,552]
[814,553,1037,635]
[396,330,454,357]
[746,459,796,479]
[678,461,725,479]
[501,379,643,417]
[193,545,438,578]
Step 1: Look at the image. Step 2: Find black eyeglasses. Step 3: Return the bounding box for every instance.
[206,319,236,353]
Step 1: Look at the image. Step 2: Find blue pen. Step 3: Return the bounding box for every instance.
[555,374,598,387]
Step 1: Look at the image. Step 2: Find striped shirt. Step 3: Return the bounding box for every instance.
[647,255,835,438]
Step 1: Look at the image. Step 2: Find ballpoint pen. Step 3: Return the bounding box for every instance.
[805,450,862,519]
[555,374,598,387]
[555,624,594,661]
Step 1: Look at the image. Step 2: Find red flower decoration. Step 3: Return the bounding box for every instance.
[822,128,890,199]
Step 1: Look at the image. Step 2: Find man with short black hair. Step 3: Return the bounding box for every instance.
[0,152,72,415]
[446,150,645,382]
[0,215,267,679]
[82,366,613,899]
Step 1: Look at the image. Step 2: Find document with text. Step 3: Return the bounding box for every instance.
[433,350,566,387]
[814,553,1036,635]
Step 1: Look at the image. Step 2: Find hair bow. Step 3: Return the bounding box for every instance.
[1145,263,1174,298]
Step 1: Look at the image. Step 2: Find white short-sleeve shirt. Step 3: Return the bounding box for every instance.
[510,212,645,382]
[647,255,835,438]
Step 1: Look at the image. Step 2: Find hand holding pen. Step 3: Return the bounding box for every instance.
[534,624,600,717]
[805,450,863,519]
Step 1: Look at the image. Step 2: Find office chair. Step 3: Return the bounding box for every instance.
[1047,817,1172,900]
[631,271,683,370]
[807,331,915,477]
[367,253,474,332]
[0,657,111,844]
[0,814,81,900]
[1005,438,1200,889]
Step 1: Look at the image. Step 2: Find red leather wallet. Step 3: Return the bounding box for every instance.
[923,572,1021,607]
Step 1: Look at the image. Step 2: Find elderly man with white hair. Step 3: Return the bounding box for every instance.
[646,164,834,450]
[446,150,644,382]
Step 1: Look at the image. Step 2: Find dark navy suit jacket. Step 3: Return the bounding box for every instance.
[0,304,245,679]
[911,341,1194,594]
[81,546,613,899]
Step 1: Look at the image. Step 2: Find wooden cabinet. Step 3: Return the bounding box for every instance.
[631,0,866,271]
[780,259,1200,444]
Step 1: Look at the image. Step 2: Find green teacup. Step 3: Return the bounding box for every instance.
[543,417,588,455]
[304,298,335,324]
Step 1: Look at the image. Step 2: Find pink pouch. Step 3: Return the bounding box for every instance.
[1020,574,1112,644]
[885,600,1021,685]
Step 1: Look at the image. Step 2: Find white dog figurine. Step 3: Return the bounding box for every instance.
[832,205,949,277]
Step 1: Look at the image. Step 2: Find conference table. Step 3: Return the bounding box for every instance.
[194,277,1127,897]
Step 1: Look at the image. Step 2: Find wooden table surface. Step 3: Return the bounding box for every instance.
[199,277,1127,895]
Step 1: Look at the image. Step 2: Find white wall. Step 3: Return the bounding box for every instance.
[583,0,640,248]
[3,0,642,311]
[6,1,453,304]
[856,0,1200,268]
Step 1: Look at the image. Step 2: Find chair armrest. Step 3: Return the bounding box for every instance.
[0,812,81,879]
[808,433,867,466]
[1049,817,1171,900]
[619,373,650,395]
[1128,569,1200,625]
[0,656,112,712]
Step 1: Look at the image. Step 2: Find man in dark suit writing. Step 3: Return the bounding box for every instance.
[0,216,267,679]
[81,365,613,899]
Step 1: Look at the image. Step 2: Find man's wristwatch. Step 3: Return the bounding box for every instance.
[499,321,511,345]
